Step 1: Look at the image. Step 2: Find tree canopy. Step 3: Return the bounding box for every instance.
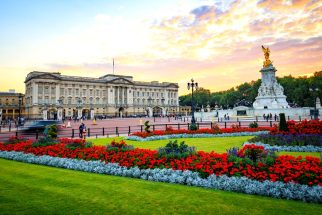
[179,71,322,109]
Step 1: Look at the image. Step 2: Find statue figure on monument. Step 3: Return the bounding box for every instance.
[261,45,272,68]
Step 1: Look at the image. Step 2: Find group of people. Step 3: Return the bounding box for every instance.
[223,114,230,120]
[263,113,278,121]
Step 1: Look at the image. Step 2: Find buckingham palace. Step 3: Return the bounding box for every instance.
[24,71,179,120]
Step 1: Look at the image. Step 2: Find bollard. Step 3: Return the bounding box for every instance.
[299,116,301,122]
[187,123,190,129]
[210,122,213,129]
[140,125,143,132]
[153,125,155,131]
[256,116,258,122]
[165,124,168,130]
[103,128,105,136]
[287,116,290,121]
[36,130,39,140]
[178,124,180,130]
[116,127,119,136]
[197,123,199,129]
[224,122,227,128]
[238,121,241,127]
[72,129,74,138]
[87,128,90,137]
[128,126,131,135]
[270,121,272,127]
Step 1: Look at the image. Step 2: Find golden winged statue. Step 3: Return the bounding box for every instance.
[262,45,272,68]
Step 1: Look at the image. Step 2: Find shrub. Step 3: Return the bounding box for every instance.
[231,124,241,130]
[4,136,28,145]
[63,138,92,150]
[189,123,198,131]
[47,124,58,139]
[144,121,151,133]
[106,140,134,152]
[238,144,268,163]
[211,123,221,134]
[279,113,288,132]
[32,137,58,147]
[158,140,196,159]
[249,121,258,128]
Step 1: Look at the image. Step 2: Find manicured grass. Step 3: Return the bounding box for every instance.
[90,136,320,157]
[277,151,321,158]
[91,136,252,153]
[0,159,321,215]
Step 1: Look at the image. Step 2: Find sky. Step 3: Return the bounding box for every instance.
[0,0,321,95]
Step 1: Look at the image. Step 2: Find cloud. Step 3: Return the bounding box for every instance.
[2,0,321,95]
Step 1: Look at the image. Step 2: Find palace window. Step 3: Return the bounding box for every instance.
[38,86,43,94]
[51,87,55,95]
[44,87,49,94]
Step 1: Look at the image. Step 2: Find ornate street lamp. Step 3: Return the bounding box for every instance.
[309,87,319,119]
[187,78,198,127]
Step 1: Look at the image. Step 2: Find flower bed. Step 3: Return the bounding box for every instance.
[1,150,321,203]
[270,119,322,135]
[0,139,321,187]
[127,131,270,142]
[243,142,322,152]
[248,134,322,147]
[130,127,273,138]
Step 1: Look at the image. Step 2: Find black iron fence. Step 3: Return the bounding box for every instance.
[0,120,279,141]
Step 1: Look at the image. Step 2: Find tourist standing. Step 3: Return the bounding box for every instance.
[81,123,87,140]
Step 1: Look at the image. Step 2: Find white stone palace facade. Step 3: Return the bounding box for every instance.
[24,71,179,119]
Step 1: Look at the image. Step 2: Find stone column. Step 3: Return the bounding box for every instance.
[124,87,127,105]
[90,108,95,120]
[43,109,48,120]
[0,108,2,123]
[119,87,123,105]
[77,108,82,119]
[57,107,63,121]
[117,87,119,105]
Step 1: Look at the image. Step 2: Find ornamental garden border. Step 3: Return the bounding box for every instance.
[0,150,321,203]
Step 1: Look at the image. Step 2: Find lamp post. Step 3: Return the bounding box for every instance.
[309,87,319,119]
[187,78,198,126]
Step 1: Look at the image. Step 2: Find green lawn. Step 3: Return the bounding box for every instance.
[0,159,321,215]
[90,136,320,157]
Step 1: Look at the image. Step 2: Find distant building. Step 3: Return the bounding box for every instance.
[0,90,25,121]
[24,71,179,119]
